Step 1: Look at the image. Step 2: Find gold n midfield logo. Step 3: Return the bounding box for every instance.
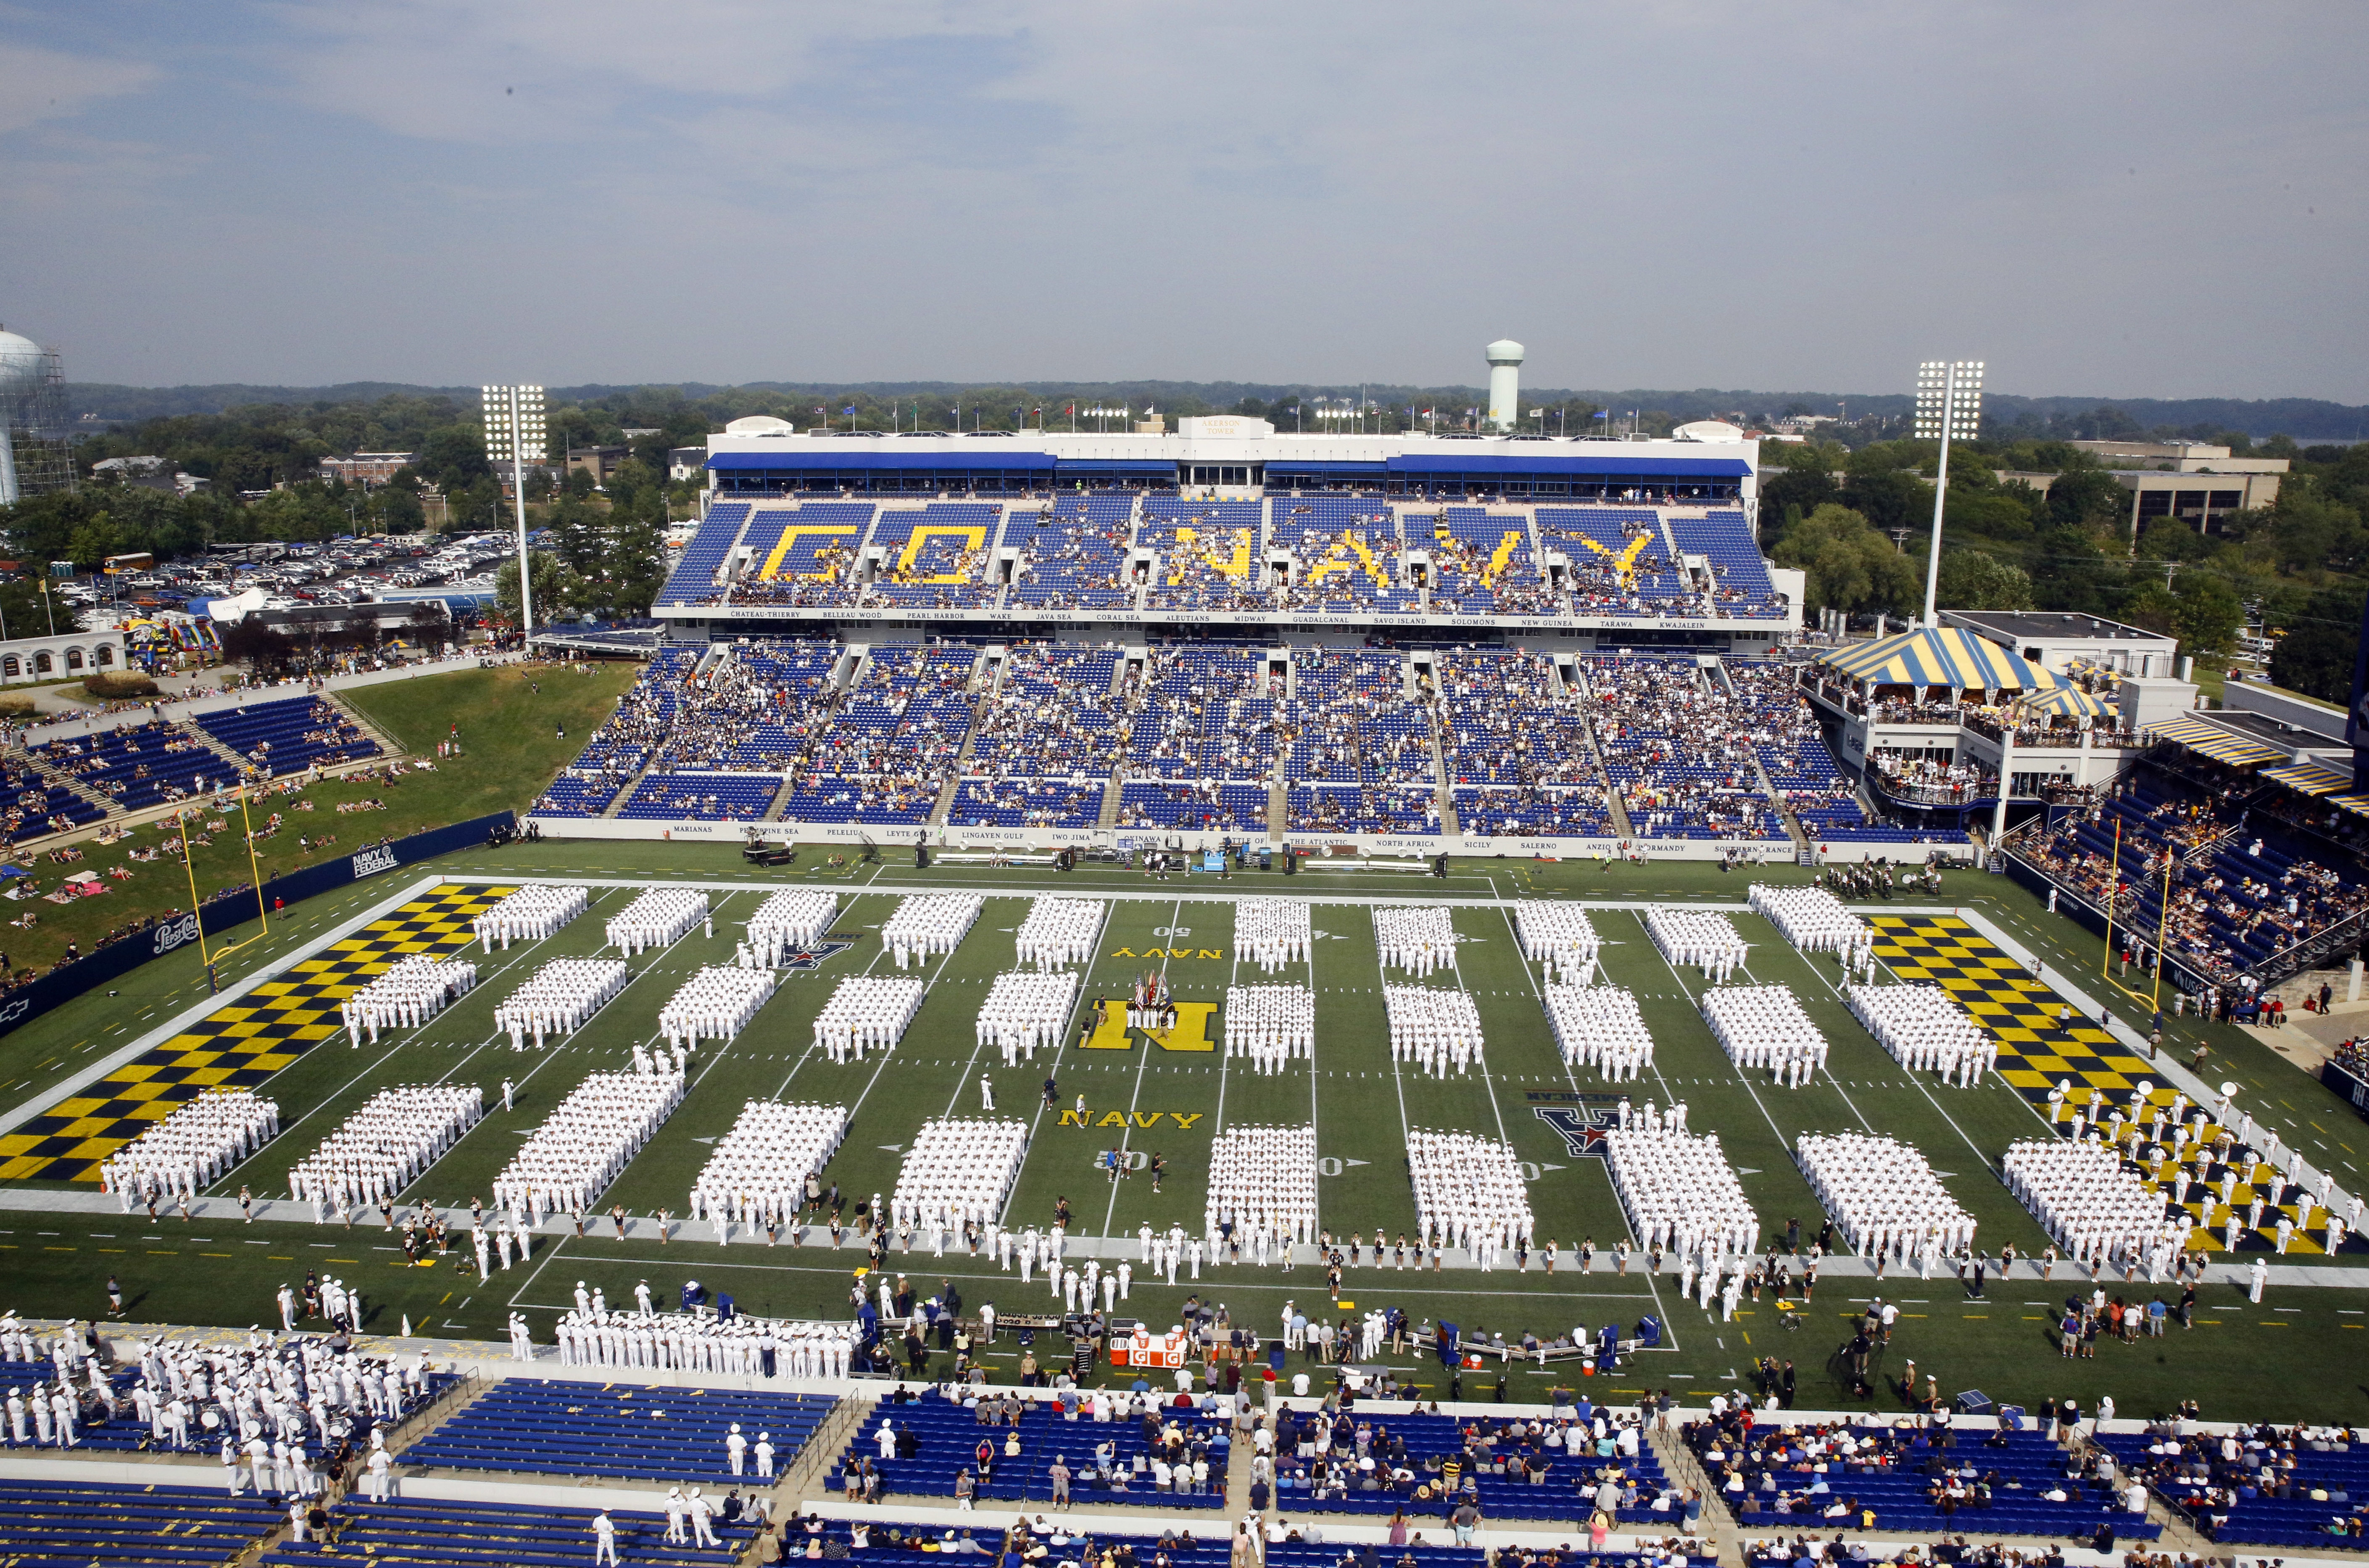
[1081,999,1216,1052]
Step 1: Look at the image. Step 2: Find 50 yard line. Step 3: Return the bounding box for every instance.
[1098,898,1181,1241]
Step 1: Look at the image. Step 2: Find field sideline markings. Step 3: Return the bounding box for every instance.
[211,887,626,1199]
[1098,899,1182,1241]
[433,871,1985,918]
[1491,885,1682,1355]
[1001,898,1114,1227]
[0,872,465,1138]
[765,889,901,1101]
[1788,916,2011,1173]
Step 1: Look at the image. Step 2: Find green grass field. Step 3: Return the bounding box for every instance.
[3,845,2366,1426]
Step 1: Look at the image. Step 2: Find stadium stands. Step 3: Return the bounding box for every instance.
[1,765,108,843]
[2093,1424,2366,1547]
[1117,780,1269,833]
[266,1498,760,1568]
[32,720,228,811]
[194,697,381,779]
[1141,498,1266,611]
[725,502,874,609]
[399,1378,833,1484]
[1536,508,1690,617]
[1418,508,1552,616]
[1436,651,1614,836]
[1013,497,1136,611]
[0,1480,285,1568]
[827,1389,1230,1506]
[1260,1403,1681,1525]
[654,500,749,608]
[1585,655,1786,841]
[1686,1414,2159,1540]
[968,643,1124,780]
[866,503,1004,610]
[1275,648,1439,833]
[1271,498,1418,614]
[949,777,1105,827]
[2020,774,2366,984]
[1668,509,1781,618]
[533,647,701,817]
[785,1518,1710,1568]
[1123,647,1275,783]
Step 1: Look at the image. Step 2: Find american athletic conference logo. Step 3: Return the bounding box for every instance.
[779,939,856,972]
[152,912,203,956]
[1528,1092,1621,1159]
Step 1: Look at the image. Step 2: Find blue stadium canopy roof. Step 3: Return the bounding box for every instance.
[708,450,1054,472]
[1387,453,1750,478]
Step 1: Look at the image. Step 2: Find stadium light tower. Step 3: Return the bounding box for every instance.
[1913,360,1983,629]
[480,385,547,635]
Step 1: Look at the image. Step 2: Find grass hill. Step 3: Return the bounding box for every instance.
[0,661,636,981]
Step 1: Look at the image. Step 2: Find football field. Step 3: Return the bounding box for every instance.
[2,853,2365,1425]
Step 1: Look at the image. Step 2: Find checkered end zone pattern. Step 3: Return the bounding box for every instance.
[1870,913,2355,1256]
[0,884,511,1184]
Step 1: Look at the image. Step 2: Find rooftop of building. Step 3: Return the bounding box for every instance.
[1942,609,2177,645]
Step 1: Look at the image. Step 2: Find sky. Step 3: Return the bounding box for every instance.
[3,2,2365,401]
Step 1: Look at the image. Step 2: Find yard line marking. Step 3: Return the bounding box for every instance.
[1495,893,1681,1355]
[937,894,1040,1121]
[1790,918,2021,1168]
[1211,900,1244,1136]
[397,890,738,1208]
[1636,909,1794,1159]
[1441,907,1513,1152]
[1001,898,1115,1228]
[1099,899,1182,1241]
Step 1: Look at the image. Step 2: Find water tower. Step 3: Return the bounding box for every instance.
[1484,339,1524,432]
[0,324,77,506]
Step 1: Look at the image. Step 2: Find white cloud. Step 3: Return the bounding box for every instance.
[0,41,158,134]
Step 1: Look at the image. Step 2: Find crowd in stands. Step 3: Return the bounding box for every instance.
[1013,498,1137,611]
[535,649,701,817]
[722,503,873,609]
[971,645,1123,771]
[196,698,381,779]
[34,719,226,811]
[1123,648,1276,784]
[1869,756,1996,807]
[1421,510,1556,617]
[2017,774,2369,985]
[1683,1407,2155,1539]
[866,504,1004,610]
[659,494,1774,623]
[1669,510,1782,618]
[1271,499,1418,614]
[1141,499,1266,612]
[2093,1419,2369,1545]
[527,629,1990,853]
[1586,656,1786,842]
[1731,662,1962,846]
[1536,509,1689,618]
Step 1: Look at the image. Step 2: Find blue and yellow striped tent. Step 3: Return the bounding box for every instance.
[2261,757,2352,796]
[2013,684,2114,721]
[2146,715,2284,767]
[1821,627,2061,694]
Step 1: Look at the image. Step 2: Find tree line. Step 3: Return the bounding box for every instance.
[1758,434,2369,700]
